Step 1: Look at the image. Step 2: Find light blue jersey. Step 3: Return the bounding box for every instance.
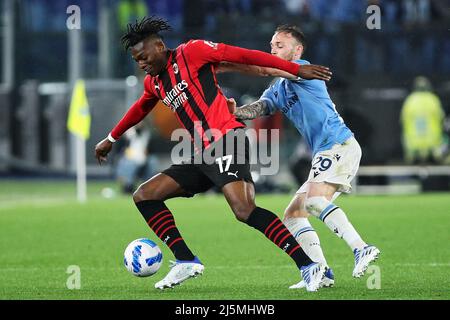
[260,59,353,156]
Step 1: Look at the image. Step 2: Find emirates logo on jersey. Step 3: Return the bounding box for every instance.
[162,79,189,112]
[173,63,179,74]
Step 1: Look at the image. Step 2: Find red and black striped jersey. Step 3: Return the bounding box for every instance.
[110,39,302,148]
[147,40,245,148]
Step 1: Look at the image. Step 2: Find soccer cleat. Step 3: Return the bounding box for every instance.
[352,245,381,278]
[290,267,334,289]
[155,256,204,290]
[299,262,327,292]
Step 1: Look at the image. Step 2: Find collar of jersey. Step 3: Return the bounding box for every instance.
[155,49,175,78]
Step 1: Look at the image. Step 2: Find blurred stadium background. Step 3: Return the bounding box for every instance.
[0,0,449,300]
[1,0,449,194]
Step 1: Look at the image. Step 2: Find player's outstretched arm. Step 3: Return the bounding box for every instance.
[219,44,332,81]
[94,93,157,165]
[216,62,298,80]
[233,100,271,120]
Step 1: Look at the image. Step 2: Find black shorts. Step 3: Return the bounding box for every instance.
[162,128,254,197]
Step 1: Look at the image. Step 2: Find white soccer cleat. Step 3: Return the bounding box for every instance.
[352,245,380,278]
[155,256,204,290]
[299,262,327,292]
[290,267,334,289]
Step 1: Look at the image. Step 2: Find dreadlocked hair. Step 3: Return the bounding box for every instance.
[121,16,172,51]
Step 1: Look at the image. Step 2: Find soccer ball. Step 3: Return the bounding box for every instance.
[124,238,163,277]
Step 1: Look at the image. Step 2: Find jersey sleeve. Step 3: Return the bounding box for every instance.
[220,45,300,76]
[182,40,227,66]
[183,40,301,77]
[259,84,278,115]
[110,76,158,140]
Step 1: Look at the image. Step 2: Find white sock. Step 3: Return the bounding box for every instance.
[305,197,367,252]
[283,217,328,266]
[321,207,367,252]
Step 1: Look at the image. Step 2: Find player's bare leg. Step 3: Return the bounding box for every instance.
[221,181,327,292]
[133,173,191,202]
[221,180,256,222]
[305,181,380,278]
[133,173,204,289]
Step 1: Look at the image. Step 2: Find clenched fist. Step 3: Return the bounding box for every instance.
[95,138,113,165]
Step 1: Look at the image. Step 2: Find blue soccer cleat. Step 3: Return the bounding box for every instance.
[298,262,327,292]
[290,266,334,289]
[352,245,381,278]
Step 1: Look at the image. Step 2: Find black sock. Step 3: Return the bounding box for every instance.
[245,206,314,269]
[135,200,195,261]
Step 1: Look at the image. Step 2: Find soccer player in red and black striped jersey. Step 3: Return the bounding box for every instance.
[95,17,332,292]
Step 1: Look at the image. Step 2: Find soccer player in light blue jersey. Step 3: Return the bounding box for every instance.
[220,25,380,288]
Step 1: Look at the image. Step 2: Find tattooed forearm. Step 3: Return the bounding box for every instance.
[234,100,270,120]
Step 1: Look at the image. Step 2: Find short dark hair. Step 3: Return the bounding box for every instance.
[121,16,172,50]
[275,24,306,49]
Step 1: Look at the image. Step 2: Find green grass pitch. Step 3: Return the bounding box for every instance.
[0,180,449,300]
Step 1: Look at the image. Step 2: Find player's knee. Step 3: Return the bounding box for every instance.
[304,196,331,218]
[231,203,256,222]
[132,187,146,203]
[132,183,162,203]
[283,208,309,220]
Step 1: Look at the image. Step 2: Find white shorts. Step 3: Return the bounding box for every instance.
[296,137,362,198]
